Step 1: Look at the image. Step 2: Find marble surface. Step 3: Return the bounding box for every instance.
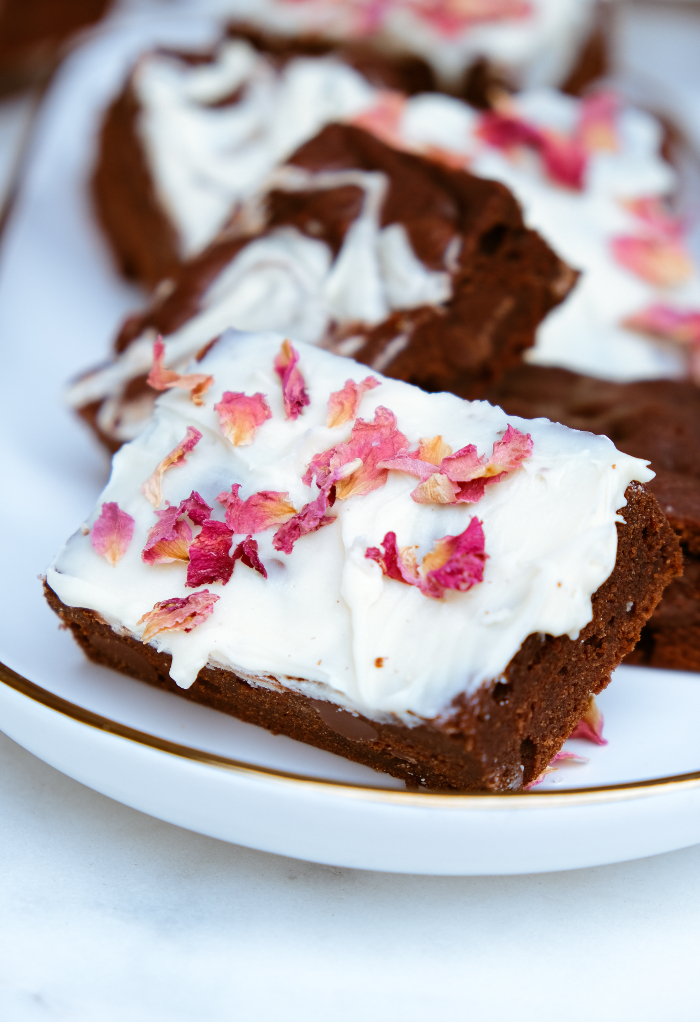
[0,728,699,1021]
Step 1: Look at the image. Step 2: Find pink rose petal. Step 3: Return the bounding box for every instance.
[91,502,135,566]
[525,750,589,789]
[611,235,694,287]
[217,484,297,534]
[141,426,202,507]
[215,391,272,446]
[413,0,530,35]
[304,406,410,500]
[351,91,407,150]
[272,489,337,555]
[186,520,234,588]
[478,110,586,189]
[366,517,487,599]
[569,696,607,745]
[624,196,685,239]
[232,536,267,578]
[326,376,380,429]
[142,505,193,565]
[274,339,310,421]
[138,590,219,642]
[177,490,212,526]
[577,91,619,152]
[623,303,700,350]
[147,337,213,405]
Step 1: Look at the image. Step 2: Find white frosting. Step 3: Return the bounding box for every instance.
[67,167,452,436]
[399,86,700,382]
[50,332,652,723]
[135,40,379,257]
[226,0,601,90]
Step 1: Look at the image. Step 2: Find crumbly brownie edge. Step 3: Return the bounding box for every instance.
[44,484,680,790]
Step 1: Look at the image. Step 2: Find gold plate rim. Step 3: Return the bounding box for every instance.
[2,658,700,809]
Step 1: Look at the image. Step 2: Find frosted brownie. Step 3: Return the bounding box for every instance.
[75,120,574,450]
[488,363,700,672]
[46,331,681,790]
[93,33,434,288]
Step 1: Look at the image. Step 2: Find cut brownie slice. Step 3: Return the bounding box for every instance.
[46,331,681,790]
[76,121,574,451]
[487,363,700,671]
[93,32,435,288]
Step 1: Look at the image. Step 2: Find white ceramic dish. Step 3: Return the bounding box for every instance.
[1,11,700,875]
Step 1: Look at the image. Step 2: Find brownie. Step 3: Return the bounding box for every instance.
[92,31,437,290]
[77,122,575,451]
[44,482,680,791]
[487,363,700,671]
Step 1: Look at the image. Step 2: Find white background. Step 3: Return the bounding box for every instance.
[2,2,700,1018]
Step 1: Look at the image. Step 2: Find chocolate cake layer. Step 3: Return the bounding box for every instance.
[45,483,681,791]
[487,363,700,671]
[80,122,575,451]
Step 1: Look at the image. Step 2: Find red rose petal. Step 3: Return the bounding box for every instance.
[274,339,310,421]
[186,520,234,587]
[141,426,202,507]
[215,391,272,446]
[177,490,212,526]
[217,484,297,534]
[232,536,267,578]
[366,517,487,600]
[326,376,380,428]
[91,502,135,566]
[147,337,213,405]
[138,590,219,642]
[142,505,193,565]
[569,696,607,745]
[305,406,410,500]
[272,489,337,554]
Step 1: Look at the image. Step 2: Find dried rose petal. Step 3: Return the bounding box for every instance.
[142,505,193,565]
[141,426,202,507]
[232,536,267,578]
[525,749,589,789]
[413,0,530,35]
[569,695,607,745]
[215,391,272,446]
[478,110,586,189]
[178,490,212,526]
[186,520,234,588]
[418,435,453,465]
[410,473,460,505]
[272,489,337,554]
[91,502,135,566]
[623,303,700,347]
[304,406,410,500]
[147,337,213,405]
[418,517,488,598]
[624,196,685,239]
[217,484,297,534]
[326,376,380,428]
[274,339,310,421]
[138,590,219,642]
[366,517,487,600]
[577,91,619,152]
[611,235,694,287]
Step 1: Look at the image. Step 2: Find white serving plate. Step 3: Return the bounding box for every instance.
[1,10,700,876]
